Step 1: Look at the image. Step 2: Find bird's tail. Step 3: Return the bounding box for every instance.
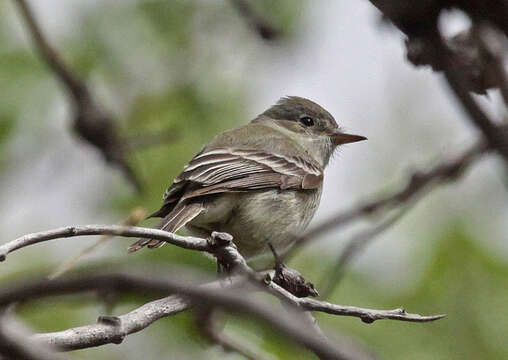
[127,202,203,253]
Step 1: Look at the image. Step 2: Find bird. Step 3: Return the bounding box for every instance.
[128,96,366,260]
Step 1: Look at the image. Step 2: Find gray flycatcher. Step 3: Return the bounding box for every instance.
[128,96,366,259]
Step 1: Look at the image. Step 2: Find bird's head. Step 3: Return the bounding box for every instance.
[261,96,366,165]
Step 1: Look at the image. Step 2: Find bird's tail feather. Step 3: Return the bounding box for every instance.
[127,202,203,253]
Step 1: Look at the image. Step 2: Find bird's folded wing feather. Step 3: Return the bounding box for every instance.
[163,148,323,204]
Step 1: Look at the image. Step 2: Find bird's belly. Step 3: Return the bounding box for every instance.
[186,189,321,259]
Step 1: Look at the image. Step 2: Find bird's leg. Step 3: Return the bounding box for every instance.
[268,242,319,298]
[268,243,283,271]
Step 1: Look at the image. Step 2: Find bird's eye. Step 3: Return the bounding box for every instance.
[299,116,314,127]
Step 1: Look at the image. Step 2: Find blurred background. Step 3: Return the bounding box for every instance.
[1,0,507,359]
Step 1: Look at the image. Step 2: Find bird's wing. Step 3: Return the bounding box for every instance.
[152,148,323,217]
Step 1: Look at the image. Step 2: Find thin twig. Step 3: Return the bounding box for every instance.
[264,280,443,324]
[288,140,488,258]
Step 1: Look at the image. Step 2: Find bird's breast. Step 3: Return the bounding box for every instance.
[187,188,322,260]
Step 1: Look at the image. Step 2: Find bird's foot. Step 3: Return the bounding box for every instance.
[268,243,319,298]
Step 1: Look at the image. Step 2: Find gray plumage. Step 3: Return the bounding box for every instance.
[128,96,365,259]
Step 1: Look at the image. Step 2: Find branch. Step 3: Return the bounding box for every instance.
[264,280,443,324]
[475,24,508,107]
[0,226,443,324]
[0,225,209,262]
[13,0,141,191]
[0,270,349,359]
[430,30,508,164]
[288,140,488,257]
[31,274,246,351]
[406,27,508,95]
[196,309,274,360]
[0,269,444,358]
[366,1,508,165]
[0,220,445,358]
[0,313,68,360]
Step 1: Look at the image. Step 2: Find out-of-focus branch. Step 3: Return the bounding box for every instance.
[366,1,508,164]
[406,27,508,95]
[229,0,280,41]
[289,140,488,257]
[476,25,508,107]
[31,275,242,351]
[13,0,141,191]
[0,313,67,360]
[0,270,350,359]
[429,31,508,164]
[367,0,508,41]
[196,309,274,360]
[0,224,444,357]
[0,269,444,357]
[0,226,443,323]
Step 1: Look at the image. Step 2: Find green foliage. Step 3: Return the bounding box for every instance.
[1,1,506,359]
[321,227,508,360]
[137,0,196,47]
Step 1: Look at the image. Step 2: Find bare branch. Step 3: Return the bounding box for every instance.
[196,309,274,360]
[0,270,348,359]
[0,314,67,360]
[0,226,443,324]
[300,299,445,324]
[475,24,508,107]
[13,0,141,191]
[32,294,190,350]
[428,30,508,164]
[264,280,443,324]
[288,140,488,257]
[365,1,508,164]
[230,0,281,41]
[0,268,443,355]
[31,274,247,351]
[0,217,445,358]
[0,225,209,262]
[406,27,508,96]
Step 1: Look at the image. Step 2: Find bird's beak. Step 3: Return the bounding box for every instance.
[331,131,367,146]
